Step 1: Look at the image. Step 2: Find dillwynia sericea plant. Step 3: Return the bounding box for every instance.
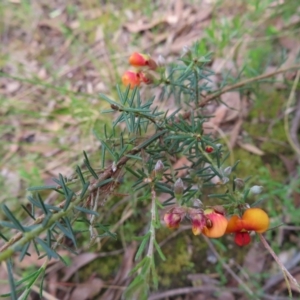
[0,43,299,299]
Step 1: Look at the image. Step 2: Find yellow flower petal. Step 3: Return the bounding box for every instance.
[242,208,269,233]
[203,210,228,238]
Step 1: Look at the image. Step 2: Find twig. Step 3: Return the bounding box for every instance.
[284,70,300,159]
[149,286,242,300]
[149,286,294,300]
[259,234,300,294]
[203,236,254,297]
[159,225,191,248]
[200,63,300,107]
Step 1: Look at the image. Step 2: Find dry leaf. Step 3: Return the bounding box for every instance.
[203,105,228,134]
[124,17,166,33]
[222,92,241,122]
[62,253,100,282]
[237,142,265,156]
[172,156,192,177]
[6,81,21,94]
[69,278,103,300]
[243,243,266,274]
[211,58,235,74]
[216,291,235,300]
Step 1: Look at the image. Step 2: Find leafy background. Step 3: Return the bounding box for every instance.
[0,0,300,299]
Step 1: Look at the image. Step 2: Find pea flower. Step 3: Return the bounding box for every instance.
[164,207,185,229]
[202,208,228,238]
[122,70,141,89]
[226,208,269,246]
[139,72,153,84]
[189,209,205,235]
[129,52,157,70]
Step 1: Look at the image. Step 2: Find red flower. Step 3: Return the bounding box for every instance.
[129,52,157,70]
[202,208,228,238]
[122,71,141,89]
[234,232,251,246]
[226,208,270,246]
[139,72,153,84]
[164,207,185,229]
[189,209,205,236]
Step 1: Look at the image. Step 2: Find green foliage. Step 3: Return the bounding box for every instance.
[0,41,293,298]
[1,0,300,298]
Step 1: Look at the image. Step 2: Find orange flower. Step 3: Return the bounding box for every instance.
[129,52,157,70]
[202,209,228,238]
[122,71,141,89]
[226,208,269,246]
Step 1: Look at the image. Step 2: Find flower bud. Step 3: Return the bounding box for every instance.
[223,166,232,176]
[222,177,229,184]
[122,70,141,89]
[234,178,245,189]
[174,178,184,200]
[154,160,164,179]
[129,52,157,70]
[202,209,228,238]
[205,146,214,153]
[250,185,263,194]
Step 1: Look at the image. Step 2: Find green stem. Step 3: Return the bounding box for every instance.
[194,69,199,102]
[0,195,82,262]
[147,185,157,258]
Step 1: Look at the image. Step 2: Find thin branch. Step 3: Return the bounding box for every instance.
[200,63,300,107]
[259,234,300,294]
[149,286,243,300]
[203,236,254,296]
[284,70,300,159]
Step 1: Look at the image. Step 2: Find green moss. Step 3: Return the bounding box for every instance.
[244,90,290,154]
[79,252,122,281]
[157,234,195,287]
[231,148,263,180]
[237,89,291,184]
